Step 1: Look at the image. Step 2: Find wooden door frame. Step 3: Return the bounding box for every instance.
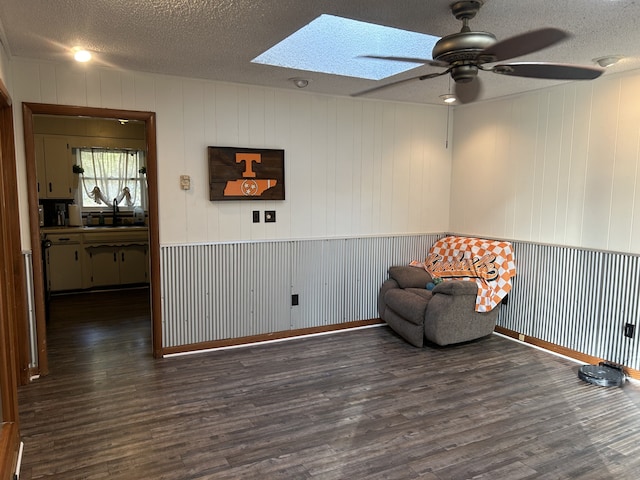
[0,80,24,478]
[22,103,162,375]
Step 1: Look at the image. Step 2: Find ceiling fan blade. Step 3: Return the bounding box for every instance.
[360,55,449,68]
[351,70,449,97]
[478,28,569,63]
[491,62,605,80]
[454,78,482,104]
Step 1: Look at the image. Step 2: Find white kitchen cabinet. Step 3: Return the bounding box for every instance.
[87,244,148,287]
[35,134,74,199]
[84,229,149,288]
[87,246,121,288]
[119,245,149,285]
[43,227,149,292]
[46,234,83,291]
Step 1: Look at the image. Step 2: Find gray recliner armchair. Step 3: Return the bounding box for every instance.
[378,265,500,347]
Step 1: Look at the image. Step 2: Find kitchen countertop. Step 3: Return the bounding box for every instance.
[41,225,148,234]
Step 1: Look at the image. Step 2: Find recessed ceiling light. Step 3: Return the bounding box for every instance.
[289,77,310,88]
[439,93,457,104]
[592,55,623,68]
[252,14,440,81]
[73,48,92,63]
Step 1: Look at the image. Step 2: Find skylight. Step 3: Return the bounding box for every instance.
[252,14,440,81]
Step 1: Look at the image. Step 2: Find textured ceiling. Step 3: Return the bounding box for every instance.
[0,0,639,105]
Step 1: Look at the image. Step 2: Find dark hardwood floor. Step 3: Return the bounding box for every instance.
[17,289,640,479]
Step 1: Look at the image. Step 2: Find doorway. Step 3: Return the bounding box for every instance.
[22,103,162,376]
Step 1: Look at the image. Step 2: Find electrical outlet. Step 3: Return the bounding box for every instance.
[265,210,276,223]
[625,323,635,339]
[252,210,260,223]
[291,294,299,306]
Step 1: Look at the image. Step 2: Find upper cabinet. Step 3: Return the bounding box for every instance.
[35,134,74,199]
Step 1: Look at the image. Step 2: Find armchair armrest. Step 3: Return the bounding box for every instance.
[431,280,477,296]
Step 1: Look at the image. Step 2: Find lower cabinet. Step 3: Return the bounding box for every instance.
[119,245,149,284]
[43,228,149,292]
[47,243,83,291]
[87,244,148,288]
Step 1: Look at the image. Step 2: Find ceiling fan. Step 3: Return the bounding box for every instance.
[353,0,604,103]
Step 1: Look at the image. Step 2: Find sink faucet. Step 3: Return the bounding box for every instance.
[113,198,119,226]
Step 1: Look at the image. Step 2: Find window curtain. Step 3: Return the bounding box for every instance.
[79,148,145,208]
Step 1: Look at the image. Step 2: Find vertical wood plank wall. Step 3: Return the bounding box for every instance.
[450,70,640,254]
[8,59,452,249]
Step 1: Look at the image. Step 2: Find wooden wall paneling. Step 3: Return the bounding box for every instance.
[236,85,250,147]
[56,64,90,106]
[272,90,292,239]
[369,102,384,234]
[540,90,564,242]
[510,96,538,240]
[85,69,102,107]
[554,86,575,244]
[132,73,157,112]
[156,77,188,244]
[98,69,125,109]
[13,58,451,245]
[565,83,592,246]
[582,79,619,249]
[379,104,397,233]
[390,105,412,233]
[407,107,426,232]
[349,100,364,234]
[39,64,57,104]
[449,74,640,254]
[358,101,376,234]
[327,96,341,236]
[182,80,207,244]
[609,74,640,252]
[287,93,313,239]
[120,71,136,109]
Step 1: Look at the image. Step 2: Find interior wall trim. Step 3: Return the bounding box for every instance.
[496,326,640,380]
[162,319,384,356]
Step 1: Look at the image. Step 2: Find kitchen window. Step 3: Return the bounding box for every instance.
[76,148,147,211]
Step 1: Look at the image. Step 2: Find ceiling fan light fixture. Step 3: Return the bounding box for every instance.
[440,93,457,104]
[593,55,623,68]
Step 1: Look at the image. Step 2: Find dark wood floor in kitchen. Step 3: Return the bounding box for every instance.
[17,289,640,480]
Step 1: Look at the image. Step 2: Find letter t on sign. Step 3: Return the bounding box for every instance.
[236,153,261,178]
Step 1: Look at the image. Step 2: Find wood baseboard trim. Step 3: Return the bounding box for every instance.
[495,326,640,380]
[0,423,19,480]
[162,319,385,356]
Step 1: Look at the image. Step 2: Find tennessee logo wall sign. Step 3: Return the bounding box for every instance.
[208,147,285,201]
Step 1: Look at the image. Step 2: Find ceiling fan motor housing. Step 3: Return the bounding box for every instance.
[432,31,496,82]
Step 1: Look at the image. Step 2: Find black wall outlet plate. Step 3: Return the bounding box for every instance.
[265,210,276,223]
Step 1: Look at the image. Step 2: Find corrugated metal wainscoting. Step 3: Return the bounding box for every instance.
[160,234,443,348]
[497,241,640,371]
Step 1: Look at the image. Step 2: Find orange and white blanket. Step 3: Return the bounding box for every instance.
[411,236,516,312]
